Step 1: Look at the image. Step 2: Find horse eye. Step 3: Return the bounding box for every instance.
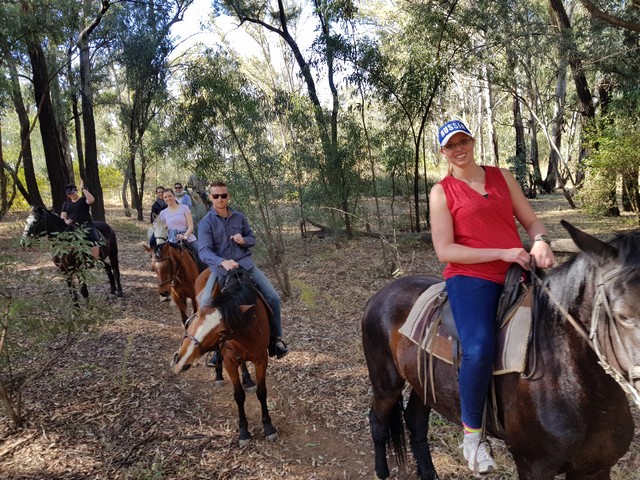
[616,314,635,328]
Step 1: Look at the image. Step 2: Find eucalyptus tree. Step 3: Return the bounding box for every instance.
[578,1,640,214]
[109,0,192,220]
[172,51,293,295]
[214,0,361,237]
[69,0,113,221]
[7,0,79,212]
[354,0,465,232]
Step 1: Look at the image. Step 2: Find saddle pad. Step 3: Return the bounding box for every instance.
[399,285,532,375]
[398,282,448,342]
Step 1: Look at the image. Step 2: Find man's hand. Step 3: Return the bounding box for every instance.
[230,233,245,246]
[221,259,239,271]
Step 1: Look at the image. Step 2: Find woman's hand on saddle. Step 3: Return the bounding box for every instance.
[530,241,556,269]
[501,248,531,269]
[221,259,239,271]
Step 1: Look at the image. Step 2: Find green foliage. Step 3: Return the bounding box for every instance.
[581,93,640,214]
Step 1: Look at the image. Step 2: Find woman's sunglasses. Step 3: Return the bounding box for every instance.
[211,193,228,199]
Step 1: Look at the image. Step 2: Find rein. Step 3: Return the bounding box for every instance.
[533,266,640,407]
[152,247,181,287]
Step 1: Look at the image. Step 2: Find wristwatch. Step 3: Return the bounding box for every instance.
[534,234,551,245]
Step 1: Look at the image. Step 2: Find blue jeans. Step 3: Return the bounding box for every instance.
[446,275,503,429]
[200,266,282,338]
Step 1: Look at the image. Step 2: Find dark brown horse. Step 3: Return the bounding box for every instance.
[144,227,204,325]
[362,221,640,480]
[21,206,123,298]
[172,268,276,446]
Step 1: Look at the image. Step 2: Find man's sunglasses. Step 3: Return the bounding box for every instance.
[211,193,228,199]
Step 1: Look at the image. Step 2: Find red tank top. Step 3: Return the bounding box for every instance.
[439,166,522,284]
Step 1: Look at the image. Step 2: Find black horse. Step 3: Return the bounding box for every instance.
[362,221,640,480]
[21,206,123,299]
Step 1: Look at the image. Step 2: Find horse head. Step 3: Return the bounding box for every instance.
[562,220,640,397]
[146,243,175,299]
[152,219,168,245]
[171,271,257,373]
[21,206,54,246]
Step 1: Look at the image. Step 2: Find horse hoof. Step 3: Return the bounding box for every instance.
[266,432,278,442]
[239,437,251,447]
[116,292,123,297]
[213,380,224,388]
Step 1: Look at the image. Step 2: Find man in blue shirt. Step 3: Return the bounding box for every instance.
[198,181,289,359]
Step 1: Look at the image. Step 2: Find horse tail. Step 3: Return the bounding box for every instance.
[388,395,407,464]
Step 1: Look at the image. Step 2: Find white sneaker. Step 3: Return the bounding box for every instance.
[462,434,497,474]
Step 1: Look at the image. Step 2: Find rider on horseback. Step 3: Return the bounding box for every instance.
[197,181,289,361]
[61,180,100,261]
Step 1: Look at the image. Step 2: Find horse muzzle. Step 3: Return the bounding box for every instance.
[171,351,191,373]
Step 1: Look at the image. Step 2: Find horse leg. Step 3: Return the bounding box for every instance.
[566,468,611,480]
[404,389,438,480]
[369,391,405,480]
[109,253,123,297]
[253,358,277,442]
[66,274,80,306]
[212,350,224,387]
[177,298,189,327]
[102,261,117,295]
[225,359,251,446]
[79,281,89,299]
[241,363,257,393]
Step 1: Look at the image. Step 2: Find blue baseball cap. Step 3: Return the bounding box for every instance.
[438,120,473,147]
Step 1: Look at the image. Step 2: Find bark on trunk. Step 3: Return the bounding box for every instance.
[27,39,71,213]
[7,55,44,207]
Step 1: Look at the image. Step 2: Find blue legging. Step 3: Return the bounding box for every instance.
[446,275,503,429]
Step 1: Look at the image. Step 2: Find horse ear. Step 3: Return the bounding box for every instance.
[143,245,152,253]
[561,220,619,266]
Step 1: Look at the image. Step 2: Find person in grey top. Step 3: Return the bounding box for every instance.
[198,181,288,360]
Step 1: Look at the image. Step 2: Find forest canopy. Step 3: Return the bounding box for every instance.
[1,0,639,231]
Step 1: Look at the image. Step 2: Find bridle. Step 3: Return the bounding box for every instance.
[152,247,177,287]
[534,265,640,407]
[181,312,240,360]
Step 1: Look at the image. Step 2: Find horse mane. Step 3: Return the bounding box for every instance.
[208,272,257,331]
[612,230,640,264]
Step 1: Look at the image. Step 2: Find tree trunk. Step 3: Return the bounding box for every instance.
[7,55,44,207]
[528,108,539,198]
[545,58,568,192]
[26,39,71,213]
[77,0,111,222]
[482,62,499,166]
[513,92,526,160]
[548,0,595,188]
[0,123,9,218]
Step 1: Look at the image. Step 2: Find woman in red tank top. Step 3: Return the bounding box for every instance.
[429,120,555,474]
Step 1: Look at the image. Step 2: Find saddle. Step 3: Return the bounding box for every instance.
[214,268,275,319]
[168,241,208,272]
[399,265,533,402]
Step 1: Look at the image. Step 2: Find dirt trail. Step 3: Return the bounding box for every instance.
[1,199,638,479]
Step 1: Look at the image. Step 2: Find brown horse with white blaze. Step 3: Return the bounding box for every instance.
[171,268,277,446]
[362,221,640,480]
